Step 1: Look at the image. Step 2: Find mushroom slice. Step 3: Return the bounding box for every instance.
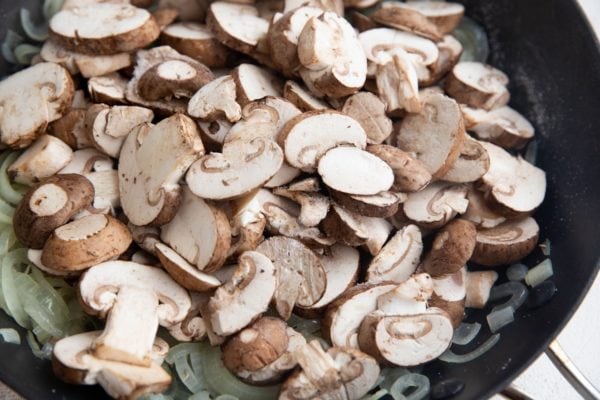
[207,2,269,55]
[119,113,204,226]
[462,187,506,228]
[423,34,463,86]
[49,108,91,150]
[0,62,74,149]
[297,244,359,317]
[428,268,467,327]
[375,273,434,316]
[228,214,266,257]
[8,135,73,185]
[161,22,234,68]
[197,119,233,150]
[366,224,423,284]
[421,219,477,277]
[160,187,231,272]
[359,28,439,67]
[465,270,499,309]
[28,249,80,278]
[375,49,422,114]
[264,162,302,188]
[49,3,160,55]
[297,12,367,98]
[262,202,334,247]
[41,214,132,272]
[155,243,221,292]
[85,169,121,212]
[358,308,453,366]
[188,75,242,123]
[403,181,468,228]
[441,136,490,183]
[79,261,191,366]
[366,145,432,193]
[330,190,403,219]
[464,106,535,150]
[86,105,154,158]
[186,137,284,200]
[273,187,330,227]
[206,251,277,336]
[396,91,466,179]
[256,236,327,320]
[471,217,540,266]
[283,80,329,112]
[342,92,393,145]
[318,146,394,196]
[58,148,113,173]
[129,223,161,255]
[232,63,283,106]
[371,3,444,41]
[52,331,171,399]
[279,110,367,172]
[88,73,129,105]
[445,62,510,110]
[136,59,214,101]
[13,174,94,249]
[158,0,205,21]
[168,292,208,342]
[384,1,464,36]
[323,283,396,348]
[479,141,546,214]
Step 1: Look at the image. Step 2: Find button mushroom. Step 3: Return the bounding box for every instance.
[8,135,74,185]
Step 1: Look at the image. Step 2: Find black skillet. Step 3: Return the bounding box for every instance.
[1,0,599,398]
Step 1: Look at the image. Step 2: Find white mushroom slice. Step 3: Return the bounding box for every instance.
[257,236,327,320]
[375,49,422,114]
[279,110,367,172]
[396,91,465,179]
[155,243,221,292]
[48,109,91,150]
[158,0,205,21]
[403,181,468,228]
[84,171,119,211]
[88,73,128,105]
[323,283,396,348]
[40,40,132,78]
[8,135,73,185]
[206,2,269,55]
[375,273,433,316]
[462,187,506,228]
[329,190,403,218]
[318,146,394,196]
[49,3,160,55]
[79,261,191,366]
[428,267,467,327]
[471,217,540,266]
[465,270,499,309]
[366,144,432,193]
[297,12,367,98]
[233,187,300,224]
[445,62,510,110]
[366,225,423,284]
[136,59,214,101]
[119,113,204,226]
[423,34,463,86]
[206,251,277,336]
[264,162,301,188]
[273,187,330,227]
[479,141,546,214]
[342,92,393,145]
[160,187,231,272]
[186,138,284,200]
[371,2,445,41]
[188,75,242,122]
[52,331,171,399]
[161,22,234,68]
[421,219,476,277]
[359,28,439,66]
[385,1,464,36]
[232,63,283,106]
[28,249,80,278]
[441,136,490,183]
[41,214,132,271]
[197,119,233,150]
[262,202,334,247]
[168,292,208,342]
[464,106,535,149]
[0,62,74,149]
[86,105,154,158]
[129,223,161,255]
[283,80,329,112]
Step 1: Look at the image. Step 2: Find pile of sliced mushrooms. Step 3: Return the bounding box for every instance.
[0,0,547,398]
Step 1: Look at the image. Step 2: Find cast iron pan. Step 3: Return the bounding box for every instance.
[1,0,599,399]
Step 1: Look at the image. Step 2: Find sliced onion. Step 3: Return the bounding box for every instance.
[14,44,41,65]
[20,9,49,42]
[506,264,528,282]
[17,272,65,337]
[524,140,538,165]
[0,328,21,344]
[43,0,65,20]
[364,389,390,400]
[452,322,481,346]
[189,392,211,400]
[486,306,514,333]
[1,30,24,64]
[216,395,240,400]
[453,16,489,63]
[389,373,430,400]
[439,334,501,364]
[489,281,528,313]
[525,259,553,288]
[26,331,52,359]
[0,152,25,205]
[539,239,551,256]
[1,250,32,328]
[379,367,410,391]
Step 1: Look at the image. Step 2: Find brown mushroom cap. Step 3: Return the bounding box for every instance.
[136,59,214,101]
[463,105,535,150]
[421,219,477,277]
[329,190,403,218]
[366,144,432,193]
[445,61,510,111]
[322,204,392,251]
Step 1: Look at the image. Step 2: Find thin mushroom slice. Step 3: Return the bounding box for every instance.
[423,34,463,87]
[119,113,204,226]
[283,80,329,112]
[136,59,214,101]
[395,91,466,179]
[8,135,73,185]
[88,73,129,105]
[462,186,506,228]
[359,28,439,67]
[371,3,444,41]
[429,267,467,327]
[168,292,208,342]
[366,224,423,284]
[155,243,222,292]
[375,273,434,316]
[366,145,432,193]
[330,190,403,218]
[273,187,330,227]
[375,49,422,114]
[232,63,283,106]
[463,105,535,150]
[197,119,233,151]
[262,201,334,247]
[256,236,327,320]
[342,92,393,145]
[403,181,469,229]
[129,223,161,255]
[465,270,499,309]
[207,2,269,55]
[188,75,242,123]
[445,61,510,110]
[471,217,540,266]
[421,219,477,277]
[49,3,160,55]
[28,249,81,278]
[385,1,465,36]
[441,136,490,183]
[49,108,91,150]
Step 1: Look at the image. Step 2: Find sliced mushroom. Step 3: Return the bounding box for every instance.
[0,62,74,149]
[445,61,510,110]
[403,181,469,228]
[168,292,208,342]
[429,267,467,327]
[279,110,367,172]
[262,201,334,247]
[465,270,499,308]
[129,223,161,255]
[375,273,433,316]
[28,248,80,278]
[264,162,302,188]
[207,2,269,55]
[366,224,423,284]
[188,75,242,123]
[41,214,132,271]
[366,144,432,193]
[422,34,463,87]
[196,119,233,151]
[470,217,540,266]
[136,59,214,101]
[228,213,266,257]
[273,187,330,227]
[283,0,343,15]
[206,251,277,336]
[158,0,205,21]
[48,109,91,150]
[441,136,490,183]
[78,260,191,366]
[155,243,221,292]
[375,49,422,114]
[8,135,74,185]
[283,80,329,112]
[88,73,129,105]
[421,219,477,277]
[232,63,283,106]
[359,28,439,67]
[329,190,403,218]
[342,92,393,145]
[160,187,231,272]
[119,113,204,226]
[13,174,94,249]
[161,22,234,68]
[462,186,506,228]
[395,91,465,179]
[256,236,327,320]
[380,1,464,38]
[49,3,160,55]
[463,105,535,150]
[371,3,445,41]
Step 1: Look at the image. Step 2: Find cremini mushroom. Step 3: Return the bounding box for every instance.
[366,144,432,193]
[48,108,91,150]
[375,49,422,114]
[429,268,467,327]
[8,135,74,185]
[463,105,535,150]
[421,219,477,277]
[28,248,81,278]
[440,136,490,183]
[462,186,507,228]
[167,292,208,342]
[370,3,445,41]
[232,63,283,106]
[329,190,403,218]
[136,59,214,101]
[188,75,242,122]
[445,61,510,110]
[342,92,393,145]
[273,186,330,227]
[465,270,499,308]
[283,80,329,112]
[155,243,222,292]
[403,181,469,228]
[88,73,129,105]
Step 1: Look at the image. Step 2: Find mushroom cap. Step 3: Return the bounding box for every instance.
[403,181,469,228]
[322,204,392,250]
[28,249,81,278]
[329,190,403,218]
[465,106,535,150]
[421,219,477,277]
[366,144,432,193]
[155,243,222,292]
